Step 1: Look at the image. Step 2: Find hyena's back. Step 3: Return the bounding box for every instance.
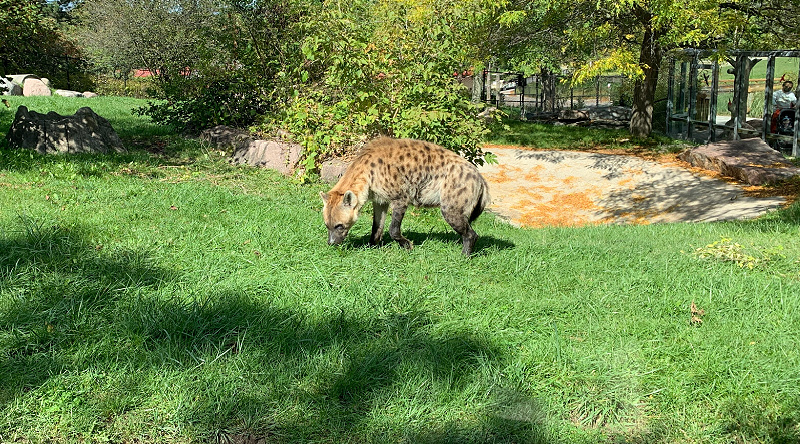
[350,137,490,214]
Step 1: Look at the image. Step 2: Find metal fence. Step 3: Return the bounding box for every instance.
[478,70,631,117]
[665,49,800,156]
[1,53,90,92]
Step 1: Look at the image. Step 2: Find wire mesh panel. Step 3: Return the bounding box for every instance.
[665,50,800,155]
[479,70,632,119]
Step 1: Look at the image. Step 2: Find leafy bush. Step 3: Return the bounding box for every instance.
[136,73,273,134]
[262,0,493,171]
[93,75,152,99]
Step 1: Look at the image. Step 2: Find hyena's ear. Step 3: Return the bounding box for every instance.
[320,191,329,204]
[342,190,357,207]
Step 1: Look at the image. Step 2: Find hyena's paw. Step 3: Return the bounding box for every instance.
[397,238,413,250]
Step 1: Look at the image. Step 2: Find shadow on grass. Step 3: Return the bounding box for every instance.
[486,120,631,150]
[0,141,190,176]
[0,219,541,442]
[349,231,515,255]
[0,217,173,398]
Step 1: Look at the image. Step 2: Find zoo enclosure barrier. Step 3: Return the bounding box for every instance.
[666,49,800,156]
[477,69,631,118]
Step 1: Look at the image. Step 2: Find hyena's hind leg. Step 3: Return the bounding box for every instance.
[441,206,478,256]
[389,202,413,250]
[370,201,389,246]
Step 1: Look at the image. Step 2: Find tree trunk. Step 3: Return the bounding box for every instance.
[541,69,557,112]
[629,9,664,138]
[726,55,760,125]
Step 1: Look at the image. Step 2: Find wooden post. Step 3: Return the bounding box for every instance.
[732,55,745,140]
[595,76,600,106]
[795,58,800,156]
[687,54,698,140]
[519,74,525,119]
[678,61,688,113]
[485,64,492,105]
[763,55,776,142]
[709,60,719,142]
[666,57,675,137]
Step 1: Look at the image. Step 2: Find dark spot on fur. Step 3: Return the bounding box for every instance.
[378,158,384,164]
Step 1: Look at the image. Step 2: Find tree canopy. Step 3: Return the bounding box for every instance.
[56,0,800,148]
[0,0,86,88]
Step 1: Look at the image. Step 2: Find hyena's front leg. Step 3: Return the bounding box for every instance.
[370,201,389,246]
[389,203,412,250]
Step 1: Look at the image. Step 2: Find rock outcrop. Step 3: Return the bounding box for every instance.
[200,125,302,175]
[320,158,350,183]
[679,138,800,185]
[6,106,125,154]
[1,77,22,95]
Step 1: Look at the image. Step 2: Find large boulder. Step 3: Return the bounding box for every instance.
[199,125,251,151]
[22,77,52,97]
[584,105,633,122]
[4,75,52,96]
[679,138,800,185]
[231,139,302,175]
[55,89,84,98]
[6,106,125,154]
[200,125,302,175]
[320,158,350,183]
[1,77,22,96]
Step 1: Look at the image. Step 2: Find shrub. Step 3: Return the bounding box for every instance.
[261,0,493,172]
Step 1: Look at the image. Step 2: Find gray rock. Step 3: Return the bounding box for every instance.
[55,89,84,98]
[679,138,800,185]
[22,77,51,97]
[200,125,252,151]
[6,106,125,154]
[83,92,99,98]
[1,77,22,96]
[559,109,589,121]
[5,74,37,85]
[200,125,302,175]
[320,158,350,183]
[583,105,633,122]
[232,139,302,175]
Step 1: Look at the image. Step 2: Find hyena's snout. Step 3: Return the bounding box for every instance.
[327,225,350,246]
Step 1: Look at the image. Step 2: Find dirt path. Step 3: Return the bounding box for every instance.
[478,147,787,228]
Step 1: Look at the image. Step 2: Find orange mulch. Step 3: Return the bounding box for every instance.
[512,191,603,228]
[484,144,800,206]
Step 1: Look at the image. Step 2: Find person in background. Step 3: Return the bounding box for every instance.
[774,80,797,111]
[771,80,797,133]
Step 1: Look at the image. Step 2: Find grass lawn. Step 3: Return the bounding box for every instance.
[1,97,800,443]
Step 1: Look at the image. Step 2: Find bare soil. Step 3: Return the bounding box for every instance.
[478,146,793,228]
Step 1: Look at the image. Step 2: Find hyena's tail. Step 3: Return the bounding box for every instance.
[469,179,491,223]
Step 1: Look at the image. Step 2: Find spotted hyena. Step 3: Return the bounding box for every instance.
[320,137,490,256]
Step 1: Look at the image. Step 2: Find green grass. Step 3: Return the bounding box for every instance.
[1,97,800,443]
[487,119,688,153]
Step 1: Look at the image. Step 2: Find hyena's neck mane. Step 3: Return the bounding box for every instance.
[331,154,373,204]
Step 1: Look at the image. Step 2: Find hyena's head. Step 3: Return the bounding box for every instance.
[320,190,361,246]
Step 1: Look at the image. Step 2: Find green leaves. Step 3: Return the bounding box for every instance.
[262,0,493,174]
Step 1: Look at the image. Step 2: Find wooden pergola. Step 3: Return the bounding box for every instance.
[666,49,800,156]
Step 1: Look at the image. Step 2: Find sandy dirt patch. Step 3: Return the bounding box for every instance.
[478,147,787,228]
